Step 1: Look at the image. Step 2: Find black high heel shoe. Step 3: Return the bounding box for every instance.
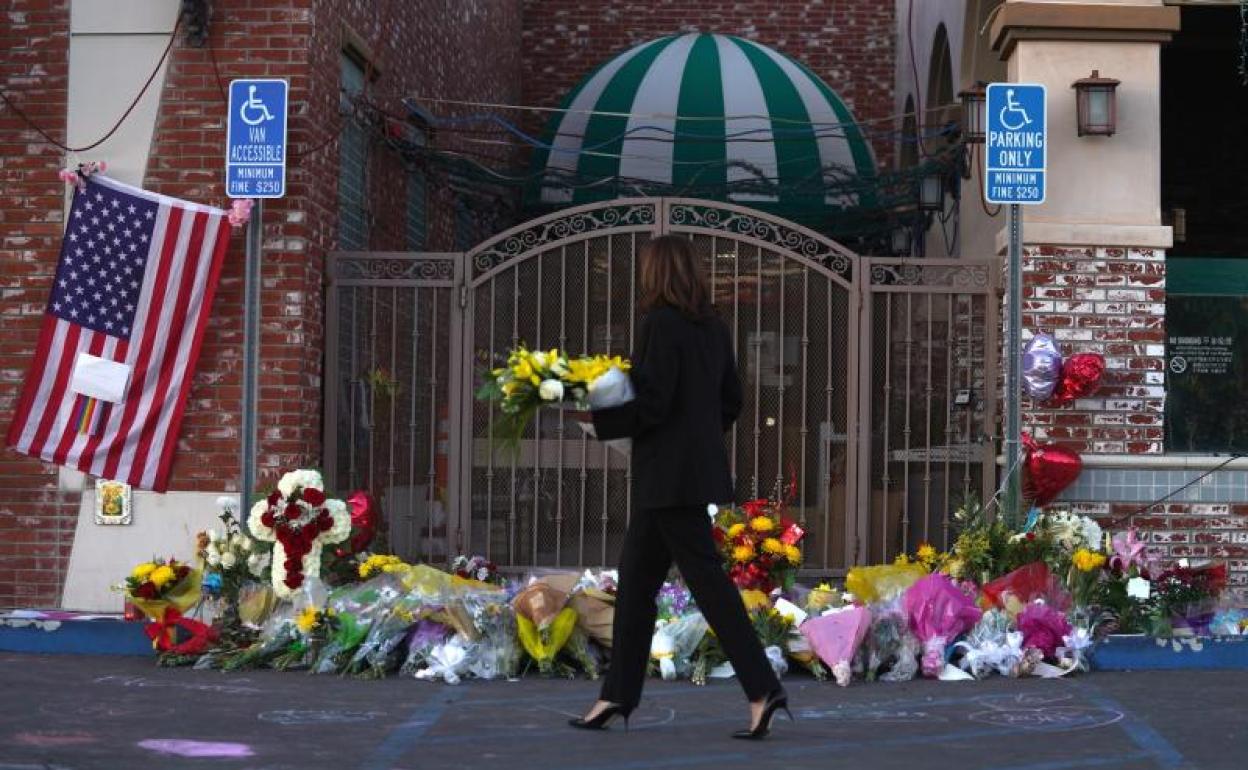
[569,702,630,732]
[732,689,792,740]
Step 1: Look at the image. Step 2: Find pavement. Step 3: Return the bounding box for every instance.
[0,653,1244,770]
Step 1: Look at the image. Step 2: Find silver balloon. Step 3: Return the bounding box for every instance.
[1022,333,1062,400]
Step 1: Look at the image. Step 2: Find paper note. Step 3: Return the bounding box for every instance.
[69,352,131,403]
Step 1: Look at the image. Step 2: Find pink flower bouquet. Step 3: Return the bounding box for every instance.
[903,574,982,678]
[799,606,872,687]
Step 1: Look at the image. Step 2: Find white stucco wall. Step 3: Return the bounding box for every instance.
[60,0,233,611]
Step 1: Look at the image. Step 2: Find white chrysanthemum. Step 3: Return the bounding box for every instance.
[276,471,301,500]
[237,536,253,553]
[206,551,221,567]
[295,469,324,492]
[247,551,270,578]
[270,542,291,598]
[324,498,352,544]
[249,500,276,542]
[538,379,564,402]
[207,528,222,543]
[1080,517,1103,552]
[220,552,237,569]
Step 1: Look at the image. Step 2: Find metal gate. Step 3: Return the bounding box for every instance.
[326,199,999,575]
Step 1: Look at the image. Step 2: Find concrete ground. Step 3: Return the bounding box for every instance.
[0,653,1243,770]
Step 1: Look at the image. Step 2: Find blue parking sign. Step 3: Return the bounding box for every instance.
[985,83,1046,205]
[226,79,288,198]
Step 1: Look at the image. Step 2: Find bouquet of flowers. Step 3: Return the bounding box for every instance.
[475,346,631,449]
[1153,562,1228,636]
[712,498,805,592]
[450,554,504,586]
[650,613,709,680]
[198,499,267,631]
[954,610,1026,679]
[248,469,353,599]
[903,573,982,678]
[800,605,872,686]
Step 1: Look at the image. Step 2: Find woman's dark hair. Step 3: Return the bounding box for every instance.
[638,235,713,319]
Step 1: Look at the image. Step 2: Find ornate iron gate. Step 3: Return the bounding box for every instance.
[326,199,999,575]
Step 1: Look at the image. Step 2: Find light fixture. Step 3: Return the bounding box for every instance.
[891,226,912,257]
[1072,70,1120,136]
[1172,207,1187,243]
[919,171,944,212]
[957,82,987,144]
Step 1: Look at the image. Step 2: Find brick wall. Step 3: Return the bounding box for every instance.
[0,0,521,607]
[519,0,897,168]
[0,0,73,608]
[1022,246,1167,455]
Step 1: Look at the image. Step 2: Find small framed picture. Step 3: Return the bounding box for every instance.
[95,479,132,525]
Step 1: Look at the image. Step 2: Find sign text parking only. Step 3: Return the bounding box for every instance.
[985,83,1046,205]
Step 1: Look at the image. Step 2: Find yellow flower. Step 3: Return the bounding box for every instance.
[740,589,769,612]
[732,544,755,563]
[727,523,746,538]
[296,606,321,634]
[513,359,534,380]
[149,565,176,588]
[917,543,937,563]
[1072,549,1107,572]
[783,544,802,564]
[762,538,783,555]
[501,381,519,396]
[131,562,157,581]
[894,553,912,566]
[942,558,966,578]
[749,516,774,533]
[814,582,833,592]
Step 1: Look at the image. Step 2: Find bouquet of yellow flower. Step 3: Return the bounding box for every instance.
[475,346,630,449]
[120,558,201,619]
[712,499,805,592]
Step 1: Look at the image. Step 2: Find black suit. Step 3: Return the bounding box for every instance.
[592,305,779,712]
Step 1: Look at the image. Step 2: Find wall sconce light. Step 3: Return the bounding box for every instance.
[891,225,912,257]
[1072,70,1120,136]
[919,171,944,212]
[957,82,986,144]
[1172,207,1187,243]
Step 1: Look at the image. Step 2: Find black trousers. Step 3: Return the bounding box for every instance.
[600,505,780,711]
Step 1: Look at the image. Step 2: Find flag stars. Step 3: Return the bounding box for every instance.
[127,204,136,214]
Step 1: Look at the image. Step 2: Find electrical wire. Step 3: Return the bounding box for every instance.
[1,17,183,153]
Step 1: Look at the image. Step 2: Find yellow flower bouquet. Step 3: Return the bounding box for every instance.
[475,346,630,449]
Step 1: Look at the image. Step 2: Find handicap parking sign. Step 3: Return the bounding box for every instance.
[226,79,288,198]
[985,83,1046,205]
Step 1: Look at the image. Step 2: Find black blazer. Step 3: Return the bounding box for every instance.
[591,304,742,510]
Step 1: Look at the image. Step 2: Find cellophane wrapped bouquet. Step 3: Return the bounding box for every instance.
[475,346,631,449]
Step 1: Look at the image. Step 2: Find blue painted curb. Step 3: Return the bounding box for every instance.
[0,614,153,656]
[1092,633,1248,671]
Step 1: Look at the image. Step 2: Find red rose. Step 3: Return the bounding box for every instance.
[261,509,275,528]
[135,582,158,599]
[267,490,282,506]
[1026,532,1036,541]
[285,502,301,519]
[303,488,326,507]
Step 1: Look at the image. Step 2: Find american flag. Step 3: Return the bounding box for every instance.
[6,176,231,491]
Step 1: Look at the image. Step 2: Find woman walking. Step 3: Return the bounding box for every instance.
[569,235,790,740]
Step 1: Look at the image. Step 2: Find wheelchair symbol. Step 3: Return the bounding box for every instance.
[239,85,275,126]
[999,89,1032,131]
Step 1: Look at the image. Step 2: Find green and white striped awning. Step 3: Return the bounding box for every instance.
[530,33,877,217]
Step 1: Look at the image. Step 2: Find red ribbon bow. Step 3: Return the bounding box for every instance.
[144,609,219,655]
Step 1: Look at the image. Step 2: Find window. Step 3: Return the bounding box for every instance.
[405,169,428,251]
[338,51,369,250]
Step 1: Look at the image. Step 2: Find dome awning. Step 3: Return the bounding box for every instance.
[530,33,877,217]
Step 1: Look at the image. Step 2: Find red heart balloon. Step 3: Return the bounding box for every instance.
[1022,434,1082,506]
[1048,353,1105,405]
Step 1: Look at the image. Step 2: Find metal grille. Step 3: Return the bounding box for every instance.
[325,253,463,564]
[325,200,1000,575]
[859,259,1000,562]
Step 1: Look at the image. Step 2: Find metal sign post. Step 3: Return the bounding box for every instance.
[227,79,288,508]
[985,83,1047,526]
